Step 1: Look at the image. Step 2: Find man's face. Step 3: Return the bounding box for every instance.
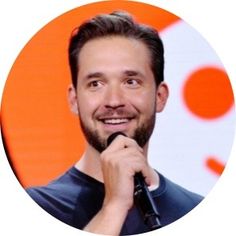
[69,36,168,152]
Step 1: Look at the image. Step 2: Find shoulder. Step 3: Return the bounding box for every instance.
[26,166,105,228]
[27,167,81,202]
[152,173,203,226]
[26,167,85,225]
[165,175,202,202]
[154,172,203,203]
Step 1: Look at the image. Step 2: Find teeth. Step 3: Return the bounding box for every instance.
[103,118,129,124]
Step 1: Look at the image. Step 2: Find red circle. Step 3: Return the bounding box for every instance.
[182,66,234,119]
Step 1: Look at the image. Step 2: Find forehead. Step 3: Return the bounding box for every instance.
[78,36,151,66]
[76,36,156,85]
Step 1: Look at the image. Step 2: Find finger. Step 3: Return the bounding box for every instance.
[102,147,143,168]
[106,135,143,153]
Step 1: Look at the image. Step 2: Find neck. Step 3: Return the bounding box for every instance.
[75,144,104,182]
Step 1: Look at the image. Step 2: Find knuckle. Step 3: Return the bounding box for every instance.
[129,148,143,158]
[129,138,138,146]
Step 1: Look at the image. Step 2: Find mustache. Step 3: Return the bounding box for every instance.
[95,107,137,119]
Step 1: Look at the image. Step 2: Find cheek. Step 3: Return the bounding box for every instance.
[131,90,156,113]
[135,89,156,110]
[77,92,103,120]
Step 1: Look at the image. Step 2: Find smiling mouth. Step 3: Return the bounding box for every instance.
[98,117,134,125]
[102,118,130,124]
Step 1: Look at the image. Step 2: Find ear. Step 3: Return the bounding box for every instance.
[68,84,79,115]
[156,82,169,113]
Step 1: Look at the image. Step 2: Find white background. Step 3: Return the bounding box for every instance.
[0,0,236,235]
[149,18,235,196]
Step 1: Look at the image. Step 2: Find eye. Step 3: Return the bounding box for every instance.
[125,78,141,88]
[87,80,103,90]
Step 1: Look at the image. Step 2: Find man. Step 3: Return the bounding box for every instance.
[26,11,203,235]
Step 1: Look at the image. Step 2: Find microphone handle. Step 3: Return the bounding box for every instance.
[134,172,161,230]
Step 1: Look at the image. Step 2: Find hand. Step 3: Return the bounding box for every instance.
[100,134,152,212]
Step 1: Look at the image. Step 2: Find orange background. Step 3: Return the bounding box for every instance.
[1,1,179,188]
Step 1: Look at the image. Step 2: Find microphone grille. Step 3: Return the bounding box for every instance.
[107,132,126,147]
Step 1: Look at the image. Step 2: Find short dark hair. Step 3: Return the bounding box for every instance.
[68,11,164,88]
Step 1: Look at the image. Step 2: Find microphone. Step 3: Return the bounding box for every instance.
[107,132,161,230]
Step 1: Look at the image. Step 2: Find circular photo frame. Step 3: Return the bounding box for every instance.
[0,0,235,235]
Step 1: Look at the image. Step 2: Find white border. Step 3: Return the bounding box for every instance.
[0,1,235,235]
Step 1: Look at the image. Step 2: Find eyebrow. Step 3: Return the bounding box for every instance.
[85,72,104,80]
[123,70,144,78]
[84,70,145,80]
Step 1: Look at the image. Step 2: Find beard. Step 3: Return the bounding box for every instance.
[79,110,156,153]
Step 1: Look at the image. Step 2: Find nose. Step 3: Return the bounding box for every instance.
[104,85,125,109]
